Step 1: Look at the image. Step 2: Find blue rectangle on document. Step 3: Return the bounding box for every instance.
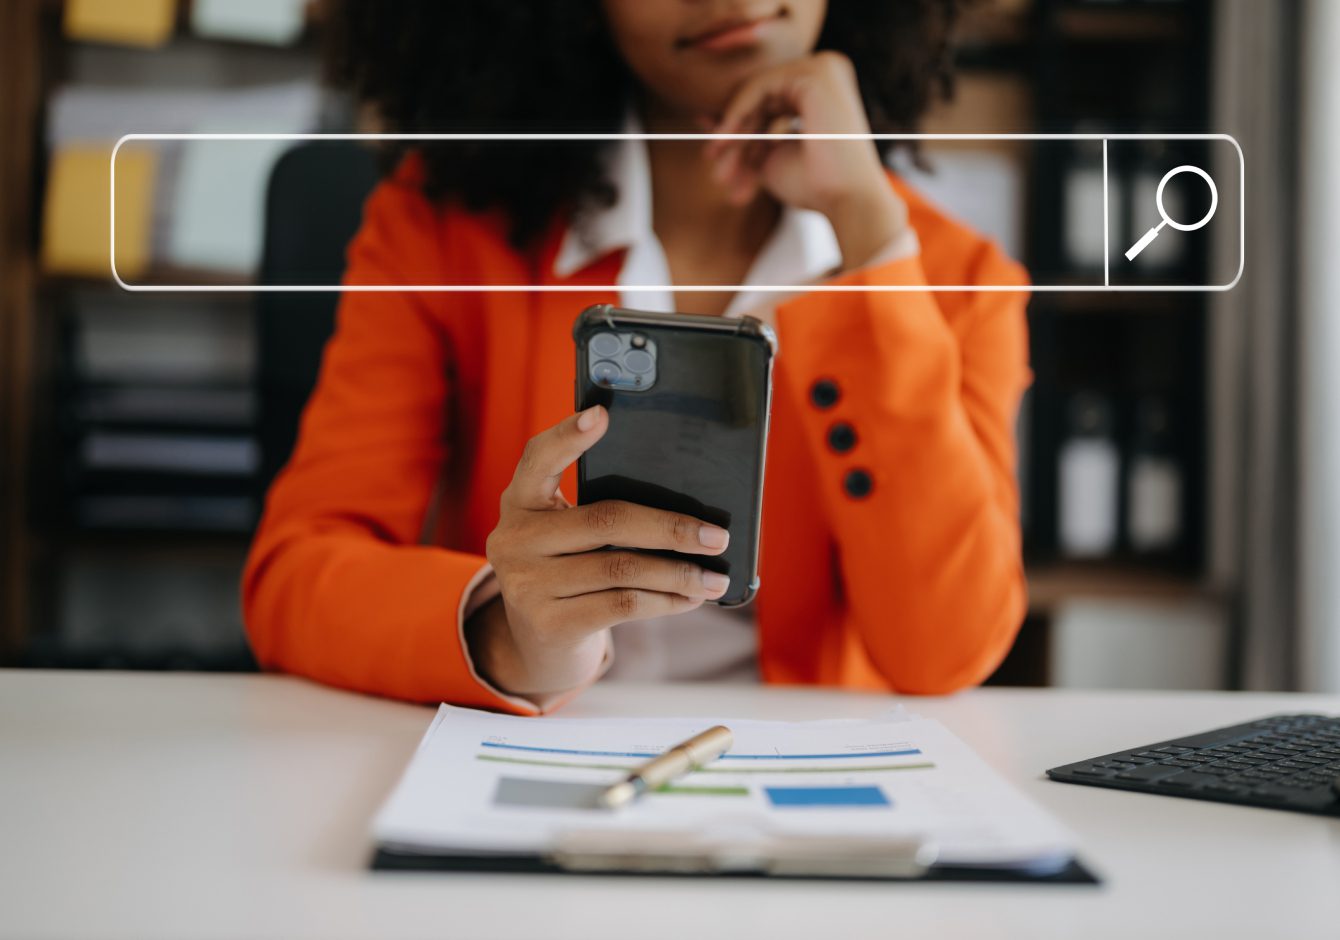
[764,786,891,808]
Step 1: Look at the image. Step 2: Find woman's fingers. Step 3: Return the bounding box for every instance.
[502,405,607,510]
[708,132,779,204]
[716,67,789,136]
[553,588,707,636]
[529,499,730,556]
[708,143,759,205]
[550,551,731,600]
[707,84,802,205]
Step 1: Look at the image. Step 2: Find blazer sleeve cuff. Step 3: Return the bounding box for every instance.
[455,563,613,715]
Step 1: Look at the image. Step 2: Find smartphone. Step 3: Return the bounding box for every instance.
[573,304,776,607]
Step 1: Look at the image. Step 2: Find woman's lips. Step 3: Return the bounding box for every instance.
[680,11,784,53]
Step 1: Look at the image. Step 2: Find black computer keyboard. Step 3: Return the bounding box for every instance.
[1047,713,1340,816]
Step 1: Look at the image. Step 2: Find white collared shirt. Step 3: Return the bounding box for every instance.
[554,123,916,682]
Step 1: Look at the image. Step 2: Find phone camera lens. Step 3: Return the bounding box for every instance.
[590,332,622,358]
[623,349,655,374]
[591,360,622,385]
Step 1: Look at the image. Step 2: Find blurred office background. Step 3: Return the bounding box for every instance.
[1,0,1337,692]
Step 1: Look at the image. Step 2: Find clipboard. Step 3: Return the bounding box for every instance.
[370,809,1099,884]
[371,706,1099,885]
[369,837,1100,884]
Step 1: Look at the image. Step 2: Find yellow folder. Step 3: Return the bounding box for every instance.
[64,0,176,48]
[42,145,157,282]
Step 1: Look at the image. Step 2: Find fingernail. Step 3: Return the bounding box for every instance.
[576,405,601,432]
[702,571,730,596]
[698,525,729,550]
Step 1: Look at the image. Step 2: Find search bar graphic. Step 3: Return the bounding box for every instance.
[108,132,1244,293]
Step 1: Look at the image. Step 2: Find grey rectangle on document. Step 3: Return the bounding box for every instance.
[493,776,609,811]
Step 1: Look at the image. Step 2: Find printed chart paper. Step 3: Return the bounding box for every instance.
[374,706,1077,871]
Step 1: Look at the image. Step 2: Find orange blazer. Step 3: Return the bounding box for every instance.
[242,157,1031,713]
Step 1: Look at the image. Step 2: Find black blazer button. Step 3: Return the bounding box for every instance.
[827,422,857,454]
[843,468,874,499]
[809,378,841,409]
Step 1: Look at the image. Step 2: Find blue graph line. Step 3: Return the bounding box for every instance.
[478,741,922,760]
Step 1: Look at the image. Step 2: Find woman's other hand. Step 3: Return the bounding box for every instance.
[466,405,731,697]
[704,51,909,271]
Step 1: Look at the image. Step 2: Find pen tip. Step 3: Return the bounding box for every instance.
[600,781,637,810]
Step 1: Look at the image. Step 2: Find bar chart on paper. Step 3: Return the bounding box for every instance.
[373,706,1079,871]
[475,734,935,810]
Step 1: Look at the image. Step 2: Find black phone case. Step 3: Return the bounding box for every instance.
[574,304,776,607]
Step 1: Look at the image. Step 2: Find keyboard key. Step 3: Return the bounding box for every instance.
[1279,778,1319,789]
[1156,746,1195,754]
[1116,764,1184,782]
[1160,772,1221,789]
[1071,766,1115,777]
[1249,786,1293,802]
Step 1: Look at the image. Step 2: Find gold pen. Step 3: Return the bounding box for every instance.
[599,725,734,809]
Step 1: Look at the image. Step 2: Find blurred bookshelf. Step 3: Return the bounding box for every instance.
[939,0,1222,687]
[0,0,1231,688]
[4,0,333,670]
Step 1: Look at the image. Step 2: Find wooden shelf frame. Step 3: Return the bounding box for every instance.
[1026,562,1223,613]
[0,0,43,659]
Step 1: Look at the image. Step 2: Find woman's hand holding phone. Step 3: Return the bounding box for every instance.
[703,51,909,273]
[466,405,732,697]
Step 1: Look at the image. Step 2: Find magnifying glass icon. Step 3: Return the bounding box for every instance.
[1124,165,1218,262]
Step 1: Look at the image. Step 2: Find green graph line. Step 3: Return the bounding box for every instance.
[475,754,935,775]
[655,784,750,796]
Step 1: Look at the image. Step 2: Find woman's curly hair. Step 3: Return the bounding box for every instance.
[328,2,968,249]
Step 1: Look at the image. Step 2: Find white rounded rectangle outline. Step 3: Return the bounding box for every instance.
[109,133,1245,293]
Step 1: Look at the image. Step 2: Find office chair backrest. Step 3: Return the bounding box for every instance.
[255,141,380,495]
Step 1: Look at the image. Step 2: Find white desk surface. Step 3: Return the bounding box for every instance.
[2,670,1339,940]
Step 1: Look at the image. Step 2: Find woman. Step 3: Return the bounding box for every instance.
[243,0,1030,713]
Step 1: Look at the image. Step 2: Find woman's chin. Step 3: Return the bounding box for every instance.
[664,57,805,118]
